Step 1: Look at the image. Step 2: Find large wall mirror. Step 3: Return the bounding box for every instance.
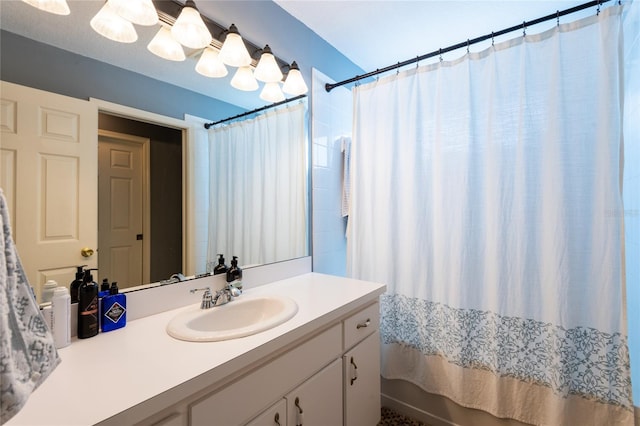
[1,82,310,302]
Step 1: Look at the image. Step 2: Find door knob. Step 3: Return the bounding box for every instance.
[81,247,95,257]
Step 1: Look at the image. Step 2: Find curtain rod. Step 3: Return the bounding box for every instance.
[325,0,612,92]
[204,94,307,129]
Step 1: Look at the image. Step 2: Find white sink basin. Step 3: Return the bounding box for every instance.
[166,295,298,342]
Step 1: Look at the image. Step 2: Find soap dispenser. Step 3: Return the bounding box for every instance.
[69,265,87,303]
[101,282,126,332]
[226,256,243,289]
[213,254,228,275]
[77,269,99,339]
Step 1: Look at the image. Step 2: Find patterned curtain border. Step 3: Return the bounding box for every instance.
[380,293,633,410]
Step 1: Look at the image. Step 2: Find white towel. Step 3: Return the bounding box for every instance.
[0,188,60,424]
[341,136,352,217]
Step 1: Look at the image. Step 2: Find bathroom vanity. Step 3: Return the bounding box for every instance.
[7,272,385,426]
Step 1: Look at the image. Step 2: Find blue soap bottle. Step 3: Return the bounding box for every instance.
[101,282,127,332]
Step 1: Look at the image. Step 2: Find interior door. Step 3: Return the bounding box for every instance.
[0,81,98,301]
[98,131,147,288]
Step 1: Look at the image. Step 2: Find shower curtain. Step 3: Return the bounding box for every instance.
[207,102,307,268]
[348,5,634,425]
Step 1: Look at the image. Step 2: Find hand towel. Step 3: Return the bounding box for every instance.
[0,188,60,424]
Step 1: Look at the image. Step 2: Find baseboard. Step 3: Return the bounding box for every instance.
[381,393,461,426]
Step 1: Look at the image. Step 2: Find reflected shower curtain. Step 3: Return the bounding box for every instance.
[207,103,307,267]
[348,6,633,425]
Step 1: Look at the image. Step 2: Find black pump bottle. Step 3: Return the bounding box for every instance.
[77,269,99,339]
[226,256,243,289]
[70,265,87,303]
[213,254,228,275]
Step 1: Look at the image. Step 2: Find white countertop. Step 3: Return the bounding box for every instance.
[7,273,385,426]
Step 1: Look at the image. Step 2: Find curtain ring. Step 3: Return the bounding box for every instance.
[491,31,495,46]
[556,10,560,26]
[597,0,601,15]
[416,56,419,69]
[439,48,443,62]
[466,39,470,54]
[522,21,526,37]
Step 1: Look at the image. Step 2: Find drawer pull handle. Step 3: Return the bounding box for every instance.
[274,412,280,426]
[295,397,304,425]
[350,356,358,385]
[356,318,371,329]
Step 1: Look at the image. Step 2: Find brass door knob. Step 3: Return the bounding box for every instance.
[81,247,94,257]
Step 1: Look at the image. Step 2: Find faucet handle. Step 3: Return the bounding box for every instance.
[190,287,213,309]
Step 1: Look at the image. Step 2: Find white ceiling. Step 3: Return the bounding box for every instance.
[1,0,596,109]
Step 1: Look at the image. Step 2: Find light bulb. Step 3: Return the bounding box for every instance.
[260,82,286,103]
[21,0,70,15]
[108,0,158,26]
[147,27,185,61]
[90,2,138,43]
[254,45,283,83]
[196,47,228,78]
[171,0,212,49]
[218,24,251,67]
[231,67,259,92]
[282,62,308,95]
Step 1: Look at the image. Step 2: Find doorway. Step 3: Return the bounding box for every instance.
[98,113,183,288]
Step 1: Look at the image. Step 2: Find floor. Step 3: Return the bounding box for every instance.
[378,406,428,426]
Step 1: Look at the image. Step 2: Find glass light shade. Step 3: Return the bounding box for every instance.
[171,2,212,49]
[231,67,259,92]
[147,27,185,61]
[90,2,138,43]
[282,62,308,95]
[219,26,251,67]
[254,45,283,83]
[108,0,158,26]
[196,48,228,78]
[260,82,285,103]
[21,0,70,15]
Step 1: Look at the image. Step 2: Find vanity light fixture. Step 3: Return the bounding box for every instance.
[282,62,309,96]
[218,24,252,68]
[171,0,212,50]
[147,26,186,61]
[260,82,286,103]
[196,47,228,78]
[231,66,259,92]
[108,0,158,26]
[90,1,138,44]
[21,0,70,15]
[254,45,284,83]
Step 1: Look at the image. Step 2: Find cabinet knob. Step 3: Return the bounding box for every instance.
[356,318,371,329]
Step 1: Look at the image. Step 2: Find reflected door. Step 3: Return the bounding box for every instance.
[0,81,98,300]
[98,131,148,288]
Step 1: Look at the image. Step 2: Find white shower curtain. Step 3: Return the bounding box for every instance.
[207,102,307,267]
[348,6,633,425]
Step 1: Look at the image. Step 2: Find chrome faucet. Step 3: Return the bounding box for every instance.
[191,283,242,310]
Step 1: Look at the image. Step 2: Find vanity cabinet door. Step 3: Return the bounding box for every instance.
[285,358,342,426]
[246,399,287,426]
[343,330,381,426]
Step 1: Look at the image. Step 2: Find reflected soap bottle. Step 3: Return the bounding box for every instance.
[213,254,228,275]
[226,256,243,290]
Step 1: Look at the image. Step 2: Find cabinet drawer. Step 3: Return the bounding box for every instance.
[343,302,379,351]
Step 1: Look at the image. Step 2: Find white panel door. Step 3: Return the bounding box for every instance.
[0,81,98,301]
[98,131,147,289]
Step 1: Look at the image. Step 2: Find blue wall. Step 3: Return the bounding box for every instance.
[0,30,245,121]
